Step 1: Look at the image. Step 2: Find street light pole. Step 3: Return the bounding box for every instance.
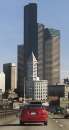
[24,77,25,103]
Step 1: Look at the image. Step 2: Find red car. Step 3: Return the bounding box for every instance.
[19,102,48,125]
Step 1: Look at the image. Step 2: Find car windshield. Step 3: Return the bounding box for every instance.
[23,104,42,109]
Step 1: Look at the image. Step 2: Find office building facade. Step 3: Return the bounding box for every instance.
[44,28,60,85]
[17,45,24,96]
[3,63,17,92]
[27,52,38,80]
[17,3,60,97]
[38,26,60,85]
[26,79,48,100]
[24,3,38,77]
[0,72,5,93]
[38,23,45,79]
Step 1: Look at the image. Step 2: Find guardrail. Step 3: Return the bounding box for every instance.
[0,109,19,118]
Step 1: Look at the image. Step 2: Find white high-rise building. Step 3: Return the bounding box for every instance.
[26,52,48,100]
[0,72,5,93]
[26,79,48,100]
[27,52,38,80]
[38,23,45,80]
[33,79,48,100]
[11,63,17,91]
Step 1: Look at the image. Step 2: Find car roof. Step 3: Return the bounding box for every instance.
[29,101,42,104]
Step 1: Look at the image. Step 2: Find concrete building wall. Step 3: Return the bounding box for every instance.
[65,85,69,99]
[3,63,16,92]
[38,23,45,79]
[44,28,60,85]
[17,45,24,96]
[0,72,5,93]
[26,79,48,100]
[11,64,17,91]
[3,63,11,91]
[26,80,34,98]
[27,52,38,80]
[33,80,48,100]
[24,3,38,79]
[38,27,60,85]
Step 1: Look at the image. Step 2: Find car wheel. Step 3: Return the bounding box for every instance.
[20,120,24,125]
[44,121,48,126]
[53,112,55,114]
[64,115,67,119]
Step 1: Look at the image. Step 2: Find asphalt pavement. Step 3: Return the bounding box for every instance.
[0,113,69,130]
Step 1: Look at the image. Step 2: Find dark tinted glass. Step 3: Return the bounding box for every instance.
[29,101,42,105]
[27,104,42,108]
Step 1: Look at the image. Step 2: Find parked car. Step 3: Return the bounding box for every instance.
[49,106,56,113]
[19,101,48,125]
[64,105,69,118]
[49,106,64,114]
[53,106,64,114]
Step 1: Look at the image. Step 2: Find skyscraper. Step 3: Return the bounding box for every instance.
[17,45,24,96]
[44,28,60,85]
[38,23,45,79]
[27,52,38,80]
[26,52,38,98]
[38,26,60,85]
[17,3,38,97]
[17,3,60,97]
[0,72,5,93]
[24,3,38,77]
[3,63,17,92]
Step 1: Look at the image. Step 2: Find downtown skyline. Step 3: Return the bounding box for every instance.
[0,0,69,79]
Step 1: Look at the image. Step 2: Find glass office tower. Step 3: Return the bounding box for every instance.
[24,3,38,77]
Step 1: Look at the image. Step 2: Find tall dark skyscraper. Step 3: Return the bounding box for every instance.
[17,3,60,97]
[24,3,38,76]
[3,63,17,92]
[17,3,38,97]
[17,45,24,96]
[37,25,60,85]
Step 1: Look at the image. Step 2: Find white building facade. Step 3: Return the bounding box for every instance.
[11,63,17,91]
[26,52,48,100]
[33,80,48,100]
[0,72,5,93]
[27,52,38,80]
[64,85,69,99]
[26,79,48,100]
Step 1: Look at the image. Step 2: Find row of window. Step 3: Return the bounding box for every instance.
[35,95,47,99]
[34,92,47,95]
[35,83,47,86]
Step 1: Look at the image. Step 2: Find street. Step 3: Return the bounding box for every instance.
[0,114,69,130]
